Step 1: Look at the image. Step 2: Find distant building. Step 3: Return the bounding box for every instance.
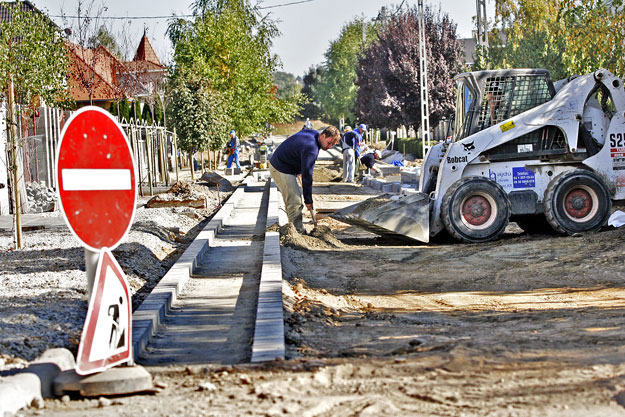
[67,31,167,110]
[119,31,167,101]
[459,38,477,67]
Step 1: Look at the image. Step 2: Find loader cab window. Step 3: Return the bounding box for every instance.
[454,80,475,141]
[478,78,512,130]
[478,74,555,132]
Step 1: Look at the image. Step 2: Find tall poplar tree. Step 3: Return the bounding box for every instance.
[168,0,301,150]
[313,18,379,125]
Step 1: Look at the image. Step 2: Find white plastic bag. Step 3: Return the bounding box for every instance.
[608,210,625,227]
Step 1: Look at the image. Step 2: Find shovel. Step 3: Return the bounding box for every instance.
[309,206,318,227]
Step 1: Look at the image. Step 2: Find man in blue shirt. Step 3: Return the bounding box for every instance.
[226,130,241,169]
[340,123,367,182]
[269,126,341,232]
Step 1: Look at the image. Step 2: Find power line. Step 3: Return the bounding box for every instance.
[49,14,192,20]
[48,0,317,20]
[259,0,316,9]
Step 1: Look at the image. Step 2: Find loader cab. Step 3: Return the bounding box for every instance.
[453,69,556,142]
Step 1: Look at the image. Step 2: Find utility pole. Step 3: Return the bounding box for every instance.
[418,0,431,157]
[476,0,489,49]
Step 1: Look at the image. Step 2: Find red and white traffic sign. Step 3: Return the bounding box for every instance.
[56,106,137,251]
[76,248,132,375]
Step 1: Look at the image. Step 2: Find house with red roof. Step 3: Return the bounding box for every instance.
[67,31,167,110]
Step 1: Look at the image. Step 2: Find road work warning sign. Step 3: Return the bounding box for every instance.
[76,248,132,375]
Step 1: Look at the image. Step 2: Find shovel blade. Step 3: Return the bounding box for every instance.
[330,192,431,242]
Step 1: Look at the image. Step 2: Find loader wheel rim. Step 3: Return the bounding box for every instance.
[563,185,598,222]
[460,193,497,229]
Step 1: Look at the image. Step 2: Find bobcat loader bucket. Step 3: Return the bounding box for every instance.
[330,192,431,242]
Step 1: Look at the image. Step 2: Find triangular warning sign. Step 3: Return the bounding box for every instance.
[76,248,132,375]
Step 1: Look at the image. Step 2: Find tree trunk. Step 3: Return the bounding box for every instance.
[173,128,179,183]
[7,77,22,249]
[189,152,195,181]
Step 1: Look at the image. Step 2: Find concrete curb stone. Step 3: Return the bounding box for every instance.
[131,183,247,362]
[251,180,286,362]
[0,348,75,416]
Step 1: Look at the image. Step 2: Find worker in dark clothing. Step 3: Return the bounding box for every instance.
[359,150,382,177]
[268,126,341,232]
[340,123,367,182]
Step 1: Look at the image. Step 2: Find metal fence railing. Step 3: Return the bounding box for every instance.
[1,104,179,214]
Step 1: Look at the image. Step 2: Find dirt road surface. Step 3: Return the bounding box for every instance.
[20,175,625,416]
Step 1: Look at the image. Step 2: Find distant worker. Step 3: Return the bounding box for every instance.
[304,118,313,129]
[359,149,382,177]
[226,129,241,169]
[268,126,341,232]
[340,123,366,183]
[354,123,367,174]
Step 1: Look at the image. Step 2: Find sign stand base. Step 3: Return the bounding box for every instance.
[53,365,153,397]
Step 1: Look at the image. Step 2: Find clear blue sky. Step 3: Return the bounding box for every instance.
[33,0,495,77]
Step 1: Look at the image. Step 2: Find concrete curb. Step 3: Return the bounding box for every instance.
[251,180,286,362]
[0,348,75,416]
[131,184,248,362]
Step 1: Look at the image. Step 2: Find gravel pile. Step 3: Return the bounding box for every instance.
[26,181,56,213]
[0,180,232,371]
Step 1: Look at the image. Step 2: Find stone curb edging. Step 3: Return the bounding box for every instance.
[0,348,75,416]
[0,178,251,416]
[251,180,286,362]
[131,181,249,362]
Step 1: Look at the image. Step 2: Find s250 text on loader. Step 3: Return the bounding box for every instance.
[332,68,625,243]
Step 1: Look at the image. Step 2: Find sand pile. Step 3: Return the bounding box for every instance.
[280,223,344,250]
[313,164,342,182]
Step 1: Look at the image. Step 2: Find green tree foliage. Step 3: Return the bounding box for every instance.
[313,18,379,125]
[109,101,117,116]
[478,0,566,79]
[142,103,153,125]
[167,70,229,153]
[557,0,625,78]
[355,5,462,129]
[0,1,71,107]
[167,0,302,144]
[88,24,122,58]
[119,99,131,121]
[272,71,300,99]
[154,95,164,125]
[481,0,625,80]
[0,1,71,248]
[300,65,324,120]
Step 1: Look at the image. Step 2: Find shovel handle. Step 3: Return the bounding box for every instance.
[309,207,318,227]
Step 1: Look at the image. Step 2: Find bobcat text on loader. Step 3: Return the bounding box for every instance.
[333,68,625,243]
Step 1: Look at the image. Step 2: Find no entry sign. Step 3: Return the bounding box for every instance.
[56,106,137,250]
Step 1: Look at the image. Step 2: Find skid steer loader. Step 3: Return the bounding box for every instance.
[332,68,625,243]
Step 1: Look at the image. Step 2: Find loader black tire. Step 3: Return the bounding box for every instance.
[441,177,510,243]
[544,170,611,235]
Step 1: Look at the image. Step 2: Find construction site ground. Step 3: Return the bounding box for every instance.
[22,161,625,416]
